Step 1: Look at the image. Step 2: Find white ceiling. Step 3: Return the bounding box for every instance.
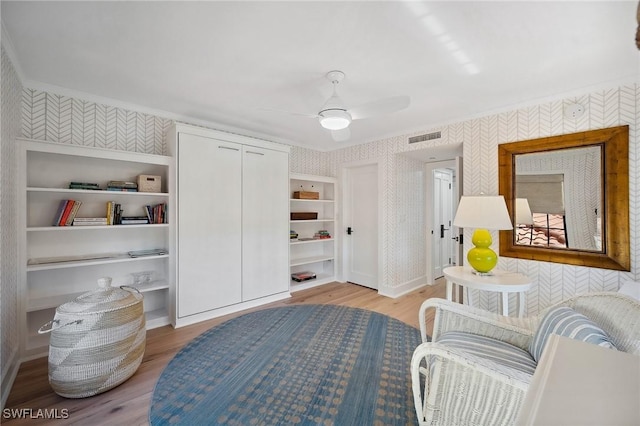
[2,1,638,151]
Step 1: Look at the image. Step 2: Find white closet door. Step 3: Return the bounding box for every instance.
[242,146,289,301]
[178,134,242,317]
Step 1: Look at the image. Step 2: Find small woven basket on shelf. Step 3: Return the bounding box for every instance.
[39,277,146,398]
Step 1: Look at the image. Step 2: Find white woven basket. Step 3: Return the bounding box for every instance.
[39,277,146,398]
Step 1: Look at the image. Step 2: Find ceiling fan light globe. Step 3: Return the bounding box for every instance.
[319,109,351,130]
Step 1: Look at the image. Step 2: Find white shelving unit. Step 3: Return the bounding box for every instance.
[289,173,338,291]
[18,138,172,358]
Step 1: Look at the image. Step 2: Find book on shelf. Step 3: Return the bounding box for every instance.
[106,187,138,192]
[144,203,168,224]
[64,200,83,226]
[52,200,68,226]
[53,199,82,226]
[69,181,101,190]
[58,200,75,225]
[72,217,108,226]
[107,181,138,191]
[120,216,150,225]
[291,271,317,282]
[106,201,125,225]
[314,230,331,239]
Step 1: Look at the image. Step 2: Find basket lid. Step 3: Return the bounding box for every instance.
[57,277,143,315]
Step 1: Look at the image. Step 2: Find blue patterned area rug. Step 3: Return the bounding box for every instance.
[149,304,421,425]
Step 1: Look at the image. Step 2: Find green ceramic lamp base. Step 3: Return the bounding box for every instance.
[467,228,498,274]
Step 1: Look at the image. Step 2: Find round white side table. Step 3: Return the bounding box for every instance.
[443,266,532,317]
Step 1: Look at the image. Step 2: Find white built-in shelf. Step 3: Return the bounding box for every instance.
[290,255,335,267]
[290,198,334,203]
[27,224,169,232]
[289,173,337,292]
[290,272,335,291]
[27,279,169,312]
[27,253,169,271]
[290,238,334,246]
[27,187,169,197]
[20,138,173,359]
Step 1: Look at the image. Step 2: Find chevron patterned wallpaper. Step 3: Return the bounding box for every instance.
[324,84,638,315]
[18,80,639,316]
[1,46,22,399]
[21,89,172,155]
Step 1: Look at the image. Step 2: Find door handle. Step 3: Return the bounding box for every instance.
[440,224,449,238]
[347,227,354,235]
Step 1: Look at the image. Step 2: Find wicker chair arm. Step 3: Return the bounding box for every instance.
[411,341,531,426]
[419,298,536,350]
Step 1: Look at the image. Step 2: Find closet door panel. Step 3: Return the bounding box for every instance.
[178,134,242,317]
[242,147,289,301]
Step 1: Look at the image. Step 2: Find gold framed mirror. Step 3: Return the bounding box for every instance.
[498,125,630,271]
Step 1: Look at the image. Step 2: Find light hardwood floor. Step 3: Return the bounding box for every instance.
[5,280,445,425]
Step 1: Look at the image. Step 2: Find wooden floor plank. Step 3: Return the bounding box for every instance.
[4,281,445,425]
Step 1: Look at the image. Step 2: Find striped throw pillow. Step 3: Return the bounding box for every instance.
[529,306,617,362]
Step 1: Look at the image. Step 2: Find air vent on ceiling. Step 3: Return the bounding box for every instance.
[408,131,441,144]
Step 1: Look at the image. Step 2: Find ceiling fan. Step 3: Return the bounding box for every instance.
[274,70,410,142]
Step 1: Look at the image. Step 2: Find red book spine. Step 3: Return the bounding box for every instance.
[58,200,75,226]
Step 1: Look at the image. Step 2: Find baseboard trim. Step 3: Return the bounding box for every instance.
[378,276,428,299]
[174,291,291,328]
[1,348,20,409]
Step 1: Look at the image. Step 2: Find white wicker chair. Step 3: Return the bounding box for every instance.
[411,292,640,426]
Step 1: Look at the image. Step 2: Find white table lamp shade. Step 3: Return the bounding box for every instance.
[453,195,513,230]
[515,198,534,225]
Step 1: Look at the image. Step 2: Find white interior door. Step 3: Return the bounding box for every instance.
[432,169,454,279]
[454,156,464,266]
[344,163,379,289]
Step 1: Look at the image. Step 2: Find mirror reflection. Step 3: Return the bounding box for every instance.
[498,125,629,271]
[513,146,602,252]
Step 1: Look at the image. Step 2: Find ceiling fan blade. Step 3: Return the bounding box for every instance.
[348,95,410,120]
[331,127,351,142]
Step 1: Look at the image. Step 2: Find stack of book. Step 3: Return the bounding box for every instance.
[120,216,149,225]
[106,201,123,225]
[107,181,138,192]
[144,203,167,224]
[73,217,108,226]
[53,200,82,226]
[68,182,101,190]
[291,271,317,282]
[290,230,299,241]
[314,230,331,239]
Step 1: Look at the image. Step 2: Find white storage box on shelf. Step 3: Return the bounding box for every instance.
[38,277,146,398]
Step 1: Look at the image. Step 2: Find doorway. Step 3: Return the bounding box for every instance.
[424,155,462,285]
[432,168,454,279]
[342,162,380,290]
